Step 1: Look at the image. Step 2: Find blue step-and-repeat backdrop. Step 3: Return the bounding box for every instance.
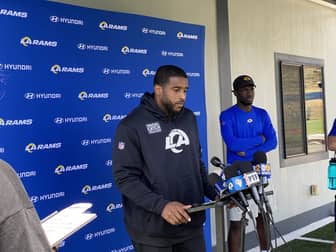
[0,1,211,251]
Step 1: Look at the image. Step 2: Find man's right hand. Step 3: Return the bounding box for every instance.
[161,201,192,225]
[237,151,246,157]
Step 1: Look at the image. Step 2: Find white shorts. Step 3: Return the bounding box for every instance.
[227,200,260,221]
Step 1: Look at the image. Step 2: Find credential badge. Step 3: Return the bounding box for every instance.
[146,122,161,134]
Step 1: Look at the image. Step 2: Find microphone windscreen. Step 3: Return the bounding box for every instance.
[253,151,267,164]
[239,161,254,173]
[210,156,222,168]
[207,173,222,186]
[231,160,241,169]
[223,165,238,179]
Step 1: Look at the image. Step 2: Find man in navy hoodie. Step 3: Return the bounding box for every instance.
[112,65,216,252]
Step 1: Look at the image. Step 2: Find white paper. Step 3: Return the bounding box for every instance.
[41,203,97,247]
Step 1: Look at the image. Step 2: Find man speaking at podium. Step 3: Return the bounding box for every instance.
[113,65,216,252]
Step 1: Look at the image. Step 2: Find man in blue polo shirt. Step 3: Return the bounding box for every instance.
[328,119,336,151]
[220,75,277,252]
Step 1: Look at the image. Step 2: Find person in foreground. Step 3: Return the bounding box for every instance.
[0,159,53,252]
[112,65,217,252]
[219,75,277,252]
[328,118,336,252]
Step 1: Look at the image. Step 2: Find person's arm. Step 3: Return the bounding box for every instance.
[245,111,278,156]
[328,136,336,151]
[220,113,264,152]
[0,208,53,252]
[112,123,169,215]
[328,119,336,151]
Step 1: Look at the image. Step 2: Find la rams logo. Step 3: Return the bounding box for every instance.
[106,203,122,212]
[20,36,31,47]
[177,32,183,39]
[55,165,65,175]
[142,69,149,77]
[103,114,112,123]
[165,129,190,154]
[121,46,129,55]
[82,185,91,195]
[50,64,61,74]
[25,143,36,153]
[78,91,87,101]
[99,21,108,30]
[106,203,116,212]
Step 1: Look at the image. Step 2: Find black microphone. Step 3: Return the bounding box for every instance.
[210,158,252,213]
[208,173,226,197]
[238,161,262,209]
[210,156,227,170]
[224,162,251,213]
[252,151,273,214]
[209,156,228,197]
[253,151,267,164]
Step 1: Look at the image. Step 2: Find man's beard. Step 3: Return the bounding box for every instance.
[240,100,253,106]
[162,99,180,117]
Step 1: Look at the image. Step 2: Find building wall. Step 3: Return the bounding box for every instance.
[228,0,336,222]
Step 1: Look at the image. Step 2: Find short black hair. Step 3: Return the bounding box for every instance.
[153,65,187,86]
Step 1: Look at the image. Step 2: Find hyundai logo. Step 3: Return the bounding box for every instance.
[81,139,90,146]
[24,93,35,100]
[85,233,93,240]
[30,196,39,203]
[102,68,110,75]
[77,43,86,50]
[54,117,64,124]
[105,160,113,166]
[50,16,59,23]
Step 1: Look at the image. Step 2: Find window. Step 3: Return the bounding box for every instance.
[275,53,327,167]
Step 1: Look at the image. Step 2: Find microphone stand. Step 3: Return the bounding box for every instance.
[239,209,249,252]
[230,196,254,252]
[259,183,272,250]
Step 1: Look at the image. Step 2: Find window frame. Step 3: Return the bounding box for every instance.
[274,53,328,167]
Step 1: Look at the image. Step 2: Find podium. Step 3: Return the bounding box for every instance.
[188,191,274,252]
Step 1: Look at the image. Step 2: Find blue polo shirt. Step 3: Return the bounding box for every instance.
[220,105,277,164]
[329,119,336,136]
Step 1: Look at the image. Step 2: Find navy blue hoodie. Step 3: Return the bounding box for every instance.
[112,92,216,246]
